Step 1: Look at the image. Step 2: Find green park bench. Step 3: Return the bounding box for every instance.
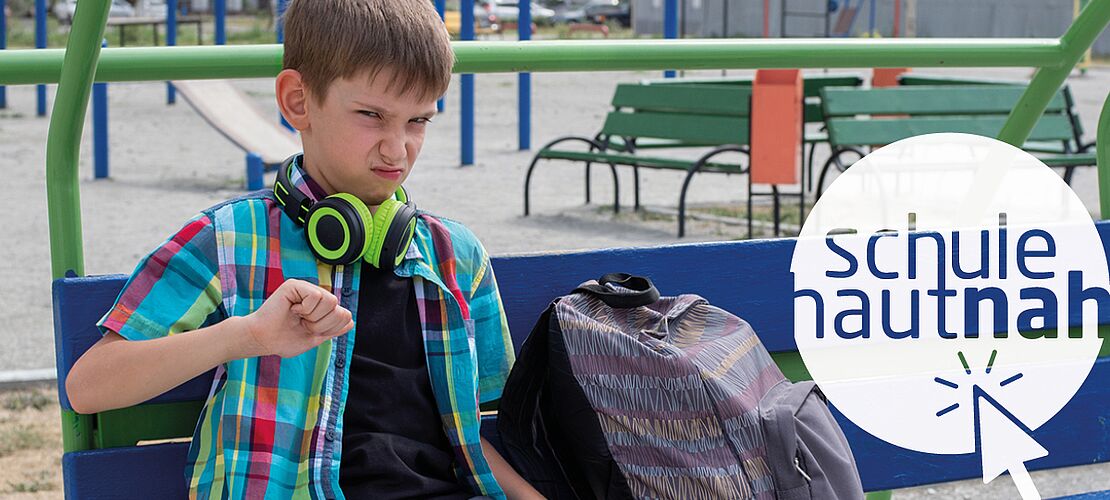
[815,84,1098,198]
[640,74,866,192]
[523,82,781,238]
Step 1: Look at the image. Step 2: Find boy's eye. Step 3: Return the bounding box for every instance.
[410,117,432,125]
[358,110,381,119]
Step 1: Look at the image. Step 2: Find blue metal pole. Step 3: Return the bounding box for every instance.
[869,0,877,36]
[435,0,446,113]
[215,0,226,45]
[664,0,678,78]
[93,39,109,179]
[166,0,177,104]
[0,0,7,109]
[277,0,292,130]
[246,153,264,190]
[35,0,46,115]
[461,0,474,166]
[276,0,289,43]
[518,0,531,150]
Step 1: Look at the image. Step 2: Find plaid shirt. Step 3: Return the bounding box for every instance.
[97,162,515,499]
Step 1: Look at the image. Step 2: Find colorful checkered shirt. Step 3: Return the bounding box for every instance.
[97,162,515,499]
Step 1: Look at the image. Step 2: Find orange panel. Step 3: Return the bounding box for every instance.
[751,69,802,185]
[872,67,909,87]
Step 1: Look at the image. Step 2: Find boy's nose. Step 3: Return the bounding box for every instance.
[379,137,406,165]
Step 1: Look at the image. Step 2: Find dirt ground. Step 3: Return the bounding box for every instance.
[1,63,1108,498]
[0,384,63,499]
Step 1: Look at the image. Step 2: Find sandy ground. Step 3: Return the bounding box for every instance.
[0,65,1108,498]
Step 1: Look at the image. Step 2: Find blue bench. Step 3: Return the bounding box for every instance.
[53,224,1110,498]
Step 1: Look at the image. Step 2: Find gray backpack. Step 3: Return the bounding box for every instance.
[498,273,865,499]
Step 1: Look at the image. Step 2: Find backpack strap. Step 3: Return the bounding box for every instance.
[572,273,660,309]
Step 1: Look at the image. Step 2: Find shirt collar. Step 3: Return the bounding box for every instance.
[286,154,330,203]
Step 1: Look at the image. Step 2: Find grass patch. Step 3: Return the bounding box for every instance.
[6,471,56,493]
[0,424,48,457]
[692,199,813,227]
[3,390,53,412]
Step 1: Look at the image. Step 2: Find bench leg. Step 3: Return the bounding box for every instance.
[678,161,710,238]
[584,162,592,204]
[523,154,544,216]
[805,141,817,192]
[747,175,753,239]
[607,162,620,214]
[1064,165,1077,185]
[772,185,781,237]
[632,165,641,210]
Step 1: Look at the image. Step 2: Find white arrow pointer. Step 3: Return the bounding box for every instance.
[974,385,1047,500]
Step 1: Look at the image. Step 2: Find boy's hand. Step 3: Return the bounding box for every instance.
[240,279,353,359]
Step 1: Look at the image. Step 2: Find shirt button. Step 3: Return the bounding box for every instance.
[325,430,336,442]
[335,356,345,368]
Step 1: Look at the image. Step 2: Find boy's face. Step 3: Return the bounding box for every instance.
[300,67,438,208]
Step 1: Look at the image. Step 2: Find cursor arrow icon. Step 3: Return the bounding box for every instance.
[974,385,1047,500]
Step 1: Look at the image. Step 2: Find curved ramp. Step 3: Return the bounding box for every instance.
[172,79,301,186]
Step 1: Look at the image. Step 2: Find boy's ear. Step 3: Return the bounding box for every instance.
[276,69,311,131]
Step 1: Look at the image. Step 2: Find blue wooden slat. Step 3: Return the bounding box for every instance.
[52,275,215,411]
[1052,492,1110,499]
[491,237,798,353]
[63,443,190,499]
[843,355,1110,491]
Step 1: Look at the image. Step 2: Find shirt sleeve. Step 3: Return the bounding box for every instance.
[97,213,224,341]
[469,245,515,405]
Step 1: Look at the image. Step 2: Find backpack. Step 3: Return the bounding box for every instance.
[497,273,864,499]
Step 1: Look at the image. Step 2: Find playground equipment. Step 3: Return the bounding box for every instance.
[172,79,302,189]
[0,0,1108,497]
[780,0,900,38]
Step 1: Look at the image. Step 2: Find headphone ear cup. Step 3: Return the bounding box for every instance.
[365,199,417,270]
[305,194,373,265]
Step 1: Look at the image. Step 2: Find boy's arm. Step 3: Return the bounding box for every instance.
[481,437,544,500]
[68,317,253,414]
[67,278,353,415]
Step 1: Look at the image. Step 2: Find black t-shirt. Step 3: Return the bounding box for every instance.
[339,261,470,499]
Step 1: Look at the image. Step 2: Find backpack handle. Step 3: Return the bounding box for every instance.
[573,273,660,308]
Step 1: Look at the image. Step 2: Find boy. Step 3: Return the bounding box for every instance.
[65,0,539,498]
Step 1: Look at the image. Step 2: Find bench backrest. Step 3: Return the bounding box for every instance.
[820,85,1075,148]
[899,74,1088,146]
[53,225,1110,497]
[600,83,753,145]
[641,74,866,123]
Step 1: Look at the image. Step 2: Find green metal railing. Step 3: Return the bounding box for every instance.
[0,0,1106,475]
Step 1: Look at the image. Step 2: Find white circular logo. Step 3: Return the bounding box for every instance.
[792,133,1106,491]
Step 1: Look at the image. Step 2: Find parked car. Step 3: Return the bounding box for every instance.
[444,4,501,36]
[53,0,135,24]
[478,1,556,25]
[583,0,630,27]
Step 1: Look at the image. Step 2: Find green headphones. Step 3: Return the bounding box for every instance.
[273,154,417,269]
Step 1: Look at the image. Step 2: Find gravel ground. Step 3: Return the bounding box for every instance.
[1,64,1107,498]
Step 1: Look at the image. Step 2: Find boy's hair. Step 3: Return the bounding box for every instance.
[282,0,454,103]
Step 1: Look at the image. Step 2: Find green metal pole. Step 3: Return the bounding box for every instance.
[1099,92,1110,219]
[997,0,1110,146]
[0,39,1070,85]
[46,0,110,453]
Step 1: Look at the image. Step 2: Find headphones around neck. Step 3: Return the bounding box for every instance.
[273,154,417,270]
